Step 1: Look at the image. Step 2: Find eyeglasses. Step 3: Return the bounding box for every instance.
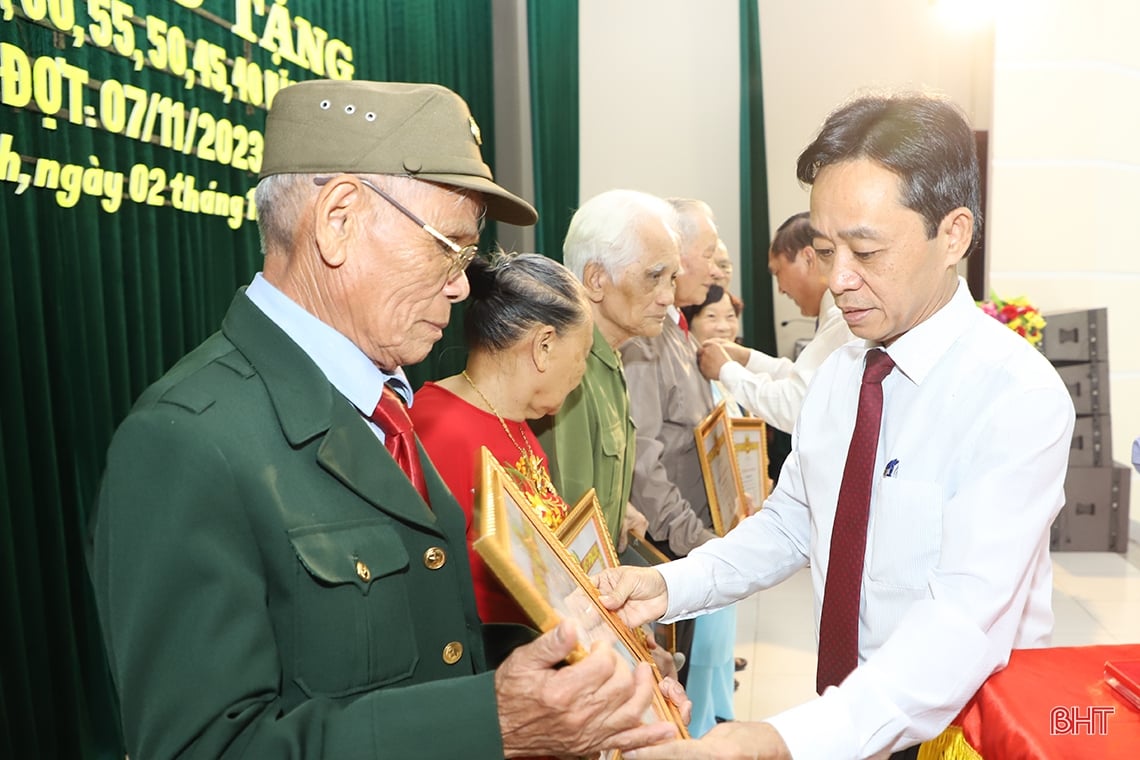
[314,176,479,280]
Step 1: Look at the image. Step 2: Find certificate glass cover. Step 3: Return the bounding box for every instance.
[695,402,745,536]
[728,416,771,511]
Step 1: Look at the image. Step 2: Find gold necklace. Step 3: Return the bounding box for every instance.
[461,370,538,463]
[460,370,568,528]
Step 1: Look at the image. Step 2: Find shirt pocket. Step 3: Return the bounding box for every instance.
[598,418,626,500]
[288,519,418,697]
[866,478,943,591]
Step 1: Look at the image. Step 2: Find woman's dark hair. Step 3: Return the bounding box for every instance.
[463,252,588,351]
[680,284,742,325]
[796,93,981,248]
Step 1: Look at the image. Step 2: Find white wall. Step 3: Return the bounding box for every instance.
[987,0,1140,523]
[578,0,741,290]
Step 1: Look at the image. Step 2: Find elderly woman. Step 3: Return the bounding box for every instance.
[410,252,594,626]
[413,251,680,697]
[681,284,746,416]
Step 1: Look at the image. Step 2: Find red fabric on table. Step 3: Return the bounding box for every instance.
[955,644,1140,759]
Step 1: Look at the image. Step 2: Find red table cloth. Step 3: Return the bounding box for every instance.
[954,644,1140,759]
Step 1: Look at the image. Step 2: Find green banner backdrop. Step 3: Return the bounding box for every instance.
[0,1,498,755]
[526,0,577,264]
[738,0,774,355]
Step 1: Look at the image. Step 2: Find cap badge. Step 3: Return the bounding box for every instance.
[468,116,483,146]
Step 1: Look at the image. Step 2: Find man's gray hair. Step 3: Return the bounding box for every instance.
[255,173,312,256]
[563,189,680,281]
[665,198,718,253]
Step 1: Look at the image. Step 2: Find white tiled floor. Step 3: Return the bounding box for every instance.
[732,540,1140,720]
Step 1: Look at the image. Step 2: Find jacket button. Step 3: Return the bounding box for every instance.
[355,560,371,582]
[423,547,446,570]
[442,641,464,664]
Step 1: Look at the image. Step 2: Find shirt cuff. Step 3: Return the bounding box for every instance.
[765,688,861,760]
[658,557,699,620]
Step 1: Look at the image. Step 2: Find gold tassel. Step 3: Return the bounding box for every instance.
[916,725,983,760]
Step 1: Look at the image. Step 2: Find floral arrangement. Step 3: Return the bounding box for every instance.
[977,293,1046,346]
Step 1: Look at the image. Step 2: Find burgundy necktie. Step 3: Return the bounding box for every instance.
[816,348,895,694]
[370,385,430,505]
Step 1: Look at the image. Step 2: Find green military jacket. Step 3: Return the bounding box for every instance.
[90,292,504,759]
[534,326,637,542]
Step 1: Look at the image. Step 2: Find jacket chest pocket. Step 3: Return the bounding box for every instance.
[598,418,628,500]
[288,520,419,697]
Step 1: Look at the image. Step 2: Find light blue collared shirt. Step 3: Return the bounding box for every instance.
[245,273,411,443]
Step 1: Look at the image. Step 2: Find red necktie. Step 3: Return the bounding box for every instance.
[678,312,690,337]
[370,385,430,505]
[816,348,895,694]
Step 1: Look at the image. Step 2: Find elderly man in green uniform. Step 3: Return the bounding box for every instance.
[89,80,687,760]
[534,189,681,550]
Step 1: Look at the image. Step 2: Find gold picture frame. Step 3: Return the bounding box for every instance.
[557,488,620,575]
[727,416,772,511]
[694,402,746,536]
[472,448,689,746]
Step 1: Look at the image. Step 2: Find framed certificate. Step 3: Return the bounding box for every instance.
[472,448,689,747]
[728,417,771,511]
[559,494,673,656]
[694,402,746,536]
[557,488,620,575]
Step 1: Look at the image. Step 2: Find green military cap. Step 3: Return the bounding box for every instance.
[260,79,537,226]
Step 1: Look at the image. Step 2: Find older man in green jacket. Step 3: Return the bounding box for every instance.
[534,189,682,550]
[89,80,686,760]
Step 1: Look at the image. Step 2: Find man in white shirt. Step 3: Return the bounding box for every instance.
[697,212,855,433]
[601,93,1075,760]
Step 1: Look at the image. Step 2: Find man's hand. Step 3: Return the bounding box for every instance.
[595,566,669,628]
[496,620,681,757]
[623,721,793,760]
[657,675,692,727]
[644,629,679,682]
[697,340,737,381]
[620,503,650,552]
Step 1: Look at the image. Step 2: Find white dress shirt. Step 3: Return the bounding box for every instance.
[245,273,411,444]
[659,279,1075,760]
[719,290,854,433]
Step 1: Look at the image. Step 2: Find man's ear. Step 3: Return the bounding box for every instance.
[313,177,365,268]
[582,261,608,304]
[530,324,557,372]
[941,206,975,266]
